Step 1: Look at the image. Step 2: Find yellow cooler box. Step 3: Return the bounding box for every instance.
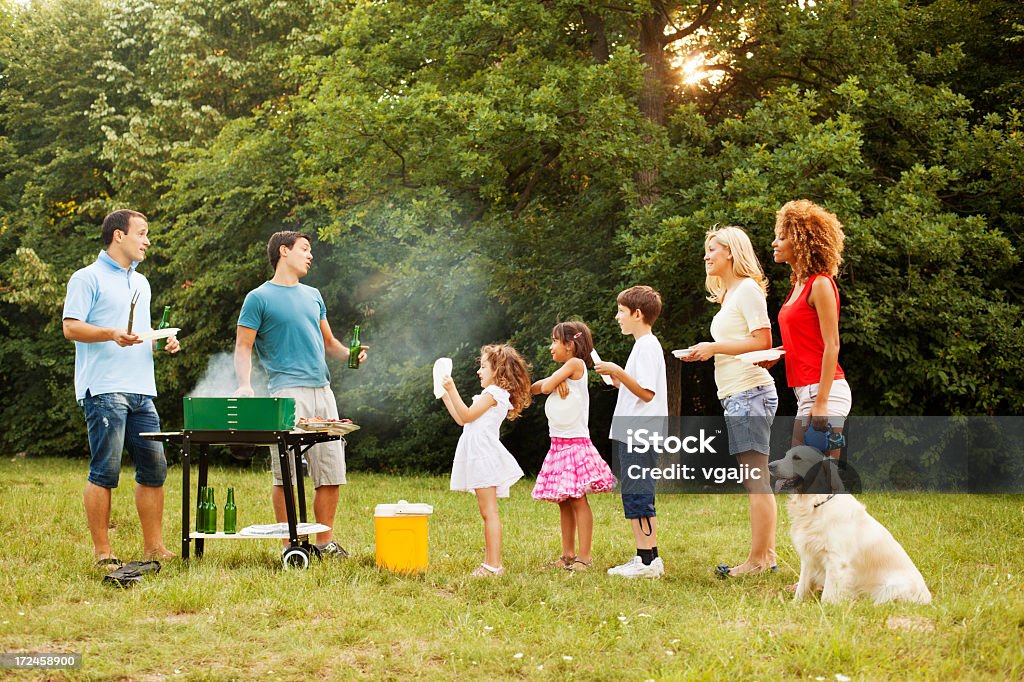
[374,500,434,573]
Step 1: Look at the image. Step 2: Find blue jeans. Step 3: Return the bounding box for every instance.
[721,385,778,456]
[81,391,166,488]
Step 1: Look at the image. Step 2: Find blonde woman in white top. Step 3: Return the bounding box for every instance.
[682,226,779,577]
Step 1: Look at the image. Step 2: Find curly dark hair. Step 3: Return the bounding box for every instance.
[775,200,845,283]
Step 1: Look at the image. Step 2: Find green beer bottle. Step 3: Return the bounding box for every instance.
[347,325,361,369]
[208,488,218,534]
[196,486,206,534]
[201,487,212,534]
[223,488,237,534]
[155,305,171,351]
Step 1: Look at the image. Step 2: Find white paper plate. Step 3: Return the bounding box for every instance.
[736,348,785,364]
[432,357,453,398]
[672,348,694,359]
[136,327,180,341]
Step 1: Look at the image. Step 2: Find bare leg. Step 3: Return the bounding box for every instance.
[570,496,594,563]
[85,482,114,560]
[558,500,576,560]
[475,487,502,568]
[630,516,657,550]
[136,483,173,560]
[725,452,776,576]
[790,418,804,448]
[312,484,339,545]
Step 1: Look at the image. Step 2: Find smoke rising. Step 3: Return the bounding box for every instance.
[188,352,270,398]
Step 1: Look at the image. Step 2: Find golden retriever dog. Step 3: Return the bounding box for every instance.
[769,446,932,604]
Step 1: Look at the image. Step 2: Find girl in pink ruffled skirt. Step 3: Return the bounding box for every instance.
[531,321,615,571]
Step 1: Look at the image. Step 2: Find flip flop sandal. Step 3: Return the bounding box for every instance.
[103,561,162,587]
[545,555,575,570]
[123,561,161,575]
[470,563,505,577]
[717,563,778,578]
[95,557,123,573]
[570,559,592,572]
[103,567,143,588]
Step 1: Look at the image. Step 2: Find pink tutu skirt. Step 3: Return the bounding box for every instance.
[532,437,616,502]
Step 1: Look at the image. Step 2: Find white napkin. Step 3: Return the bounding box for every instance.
[590,349,614,385]
[432,357,453,398]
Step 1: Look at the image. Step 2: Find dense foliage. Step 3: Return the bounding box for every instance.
[2,0,1021,468]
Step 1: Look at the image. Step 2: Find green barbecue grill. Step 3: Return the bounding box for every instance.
[183,397,296,431]
[142,396,347,568]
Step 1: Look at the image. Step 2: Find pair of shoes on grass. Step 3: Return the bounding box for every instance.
[607,556,664,578]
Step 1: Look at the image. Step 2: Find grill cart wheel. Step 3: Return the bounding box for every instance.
[282,546,311,570]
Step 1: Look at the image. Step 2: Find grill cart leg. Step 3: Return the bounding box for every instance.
[181,434,191,560]
[277,435,300,550]
[196,443,209,558]
[294,443,309,525]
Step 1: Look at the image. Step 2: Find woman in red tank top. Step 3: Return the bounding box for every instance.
[768,200,852,453]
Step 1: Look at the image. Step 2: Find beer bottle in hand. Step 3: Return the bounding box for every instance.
[347,325,361,369]
[155,306,171,351]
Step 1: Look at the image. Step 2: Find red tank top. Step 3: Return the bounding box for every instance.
[777,274,845,388]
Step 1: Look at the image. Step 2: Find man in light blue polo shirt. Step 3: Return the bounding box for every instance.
[62,209,180,568]
[234,231,367,559]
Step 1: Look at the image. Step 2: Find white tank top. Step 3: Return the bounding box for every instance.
[547,374,590,439]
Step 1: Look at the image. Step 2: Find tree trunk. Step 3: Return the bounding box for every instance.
[579,7,609,64]
[636,9,668,206]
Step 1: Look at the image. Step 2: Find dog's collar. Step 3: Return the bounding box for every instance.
[813,493,836,508]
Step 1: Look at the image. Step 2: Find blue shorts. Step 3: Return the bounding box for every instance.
[81,391,166,488]
[613,440,657,519]
[721,385,778,456]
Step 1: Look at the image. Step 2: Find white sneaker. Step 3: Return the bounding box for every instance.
[613,556,664,579]
[607,556,642,575]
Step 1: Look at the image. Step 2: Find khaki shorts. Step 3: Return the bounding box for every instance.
[794,379,852,428]
[271,385,347,487]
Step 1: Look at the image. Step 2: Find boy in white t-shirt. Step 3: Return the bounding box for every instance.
[595,285,668,578]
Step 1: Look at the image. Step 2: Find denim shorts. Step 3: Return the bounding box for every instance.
[721,385,778,456]
[81,391,166,488]
[613,440,657,519]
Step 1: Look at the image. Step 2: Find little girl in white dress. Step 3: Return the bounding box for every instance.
[440,344,531,577]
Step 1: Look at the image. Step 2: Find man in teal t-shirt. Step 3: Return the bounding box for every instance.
[234,231,367,558]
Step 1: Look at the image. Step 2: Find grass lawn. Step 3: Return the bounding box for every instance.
[1,456,1022,680]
